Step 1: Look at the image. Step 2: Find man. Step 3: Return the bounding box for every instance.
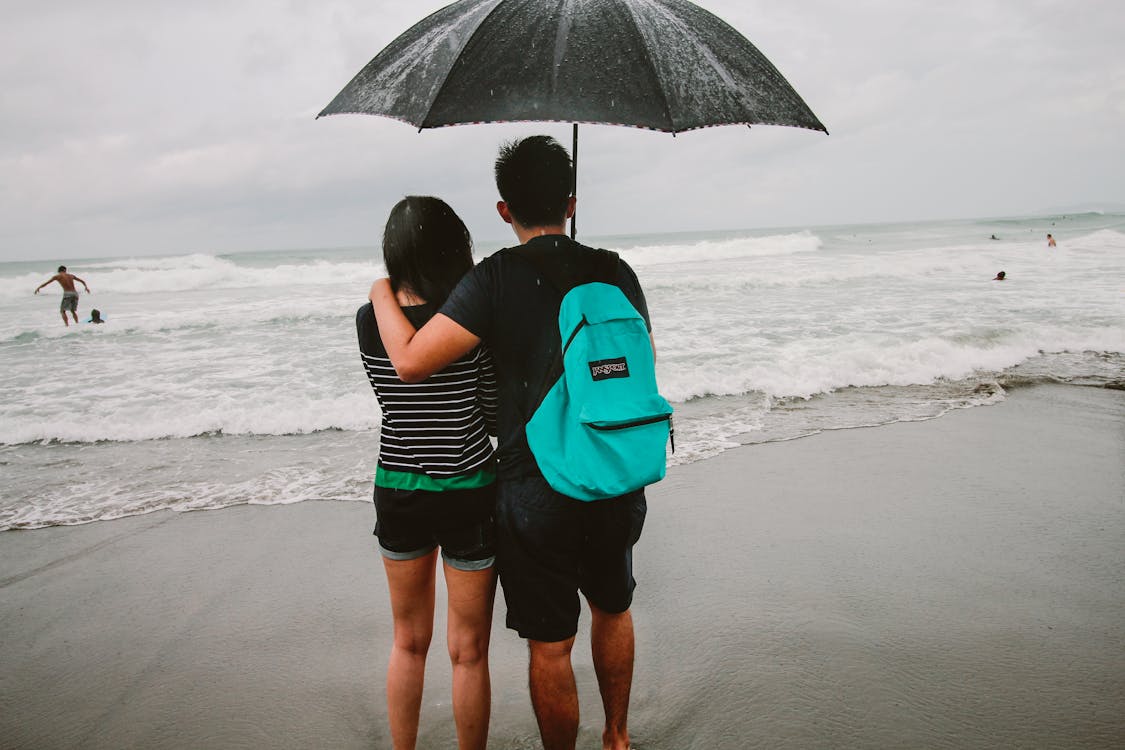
[35,265,90,326]
[370,136,652,750]
[1047,233,1057,247]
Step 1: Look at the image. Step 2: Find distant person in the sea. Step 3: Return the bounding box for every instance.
[356,196,498,750]
[370,136,653,750]
[34,265,90,327]
[990,234,999,240]
[1047,233,1057,247]
[993,271,1006,281]
[87,309,105,324]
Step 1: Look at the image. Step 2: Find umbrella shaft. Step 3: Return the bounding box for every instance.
[570,124,578,240]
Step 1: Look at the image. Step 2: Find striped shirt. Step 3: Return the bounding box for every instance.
[356,302,497,487]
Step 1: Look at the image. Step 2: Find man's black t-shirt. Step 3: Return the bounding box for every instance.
[439,235,651,480]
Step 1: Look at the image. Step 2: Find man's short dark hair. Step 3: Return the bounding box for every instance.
[58,265,66,273]
[494,136,573,228]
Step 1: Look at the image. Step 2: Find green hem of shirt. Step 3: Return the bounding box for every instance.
[375,466,495,491]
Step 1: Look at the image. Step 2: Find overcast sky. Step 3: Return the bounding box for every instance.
[2,0,1123,262]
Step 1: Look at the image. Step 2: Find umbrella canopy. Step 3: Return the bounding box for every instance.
[318,0,826,134]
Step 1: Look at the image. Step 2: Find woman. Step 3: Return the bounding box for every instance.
[356,196,498,750]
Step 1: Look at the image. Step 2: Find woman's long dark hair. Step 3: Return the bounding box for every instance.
[382,196,473,307]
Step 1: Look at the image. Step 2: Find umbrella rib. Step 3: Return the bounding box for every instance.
[619,0,677,133]
[416,0,509,131]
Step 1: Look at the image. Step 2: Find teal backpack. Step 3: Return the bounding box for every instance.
[512,247,673,501]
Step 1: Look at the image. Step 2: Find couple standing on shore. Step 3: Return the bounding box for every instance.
[357,135,656,750]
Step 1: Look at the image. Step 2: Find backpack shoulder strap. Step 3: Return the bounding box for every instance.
[506,244,620,294]
[501,245,622,423]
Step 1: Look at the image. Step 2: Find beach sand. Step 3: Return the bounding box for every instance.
[1,384,1122,749]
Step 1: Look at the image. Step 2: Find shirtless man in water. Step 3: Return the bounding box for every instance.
[35,265,90,326]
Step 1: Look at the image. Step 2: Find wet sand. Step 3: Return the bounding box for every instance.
[1,384,1122,749]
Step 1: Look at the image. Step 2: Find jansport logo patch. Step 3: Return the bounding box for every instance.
[589,357,630,381]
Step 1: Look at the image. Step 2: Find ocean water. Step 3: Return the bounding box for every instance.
[2,212,1123,530]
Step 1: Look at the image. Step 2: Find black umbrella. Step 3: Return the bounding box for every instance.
[318,0,826,237]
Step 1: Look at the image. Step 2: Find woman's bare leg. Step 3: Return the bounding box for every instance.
[384,551,438,750]
[444,561,496,750]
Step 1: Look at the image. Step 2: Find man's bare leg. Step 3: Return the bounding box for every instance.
[61,311,69,327]
[528,637,579,750]
[589,603,634,750]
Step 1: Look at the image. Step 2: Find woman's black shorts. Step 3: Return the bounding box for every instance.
[373,482,496,572]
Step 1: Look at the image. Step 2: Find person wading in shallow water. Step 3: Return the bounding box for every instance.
[35,266,90,327]
[371,136,653,750]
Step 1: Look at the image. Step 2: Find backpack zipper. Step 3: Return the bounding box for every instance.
[589,413,674,453]
[561,316,588,357]
[588,413,672,430]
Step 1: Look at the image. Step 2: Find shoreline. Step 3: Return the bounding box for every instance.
[2,383,1122,748]
[4,379,1118,533]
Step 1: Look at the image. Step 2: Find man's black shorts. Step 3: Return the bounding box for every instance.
[495,476,646,642]
[373,483,496,572]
